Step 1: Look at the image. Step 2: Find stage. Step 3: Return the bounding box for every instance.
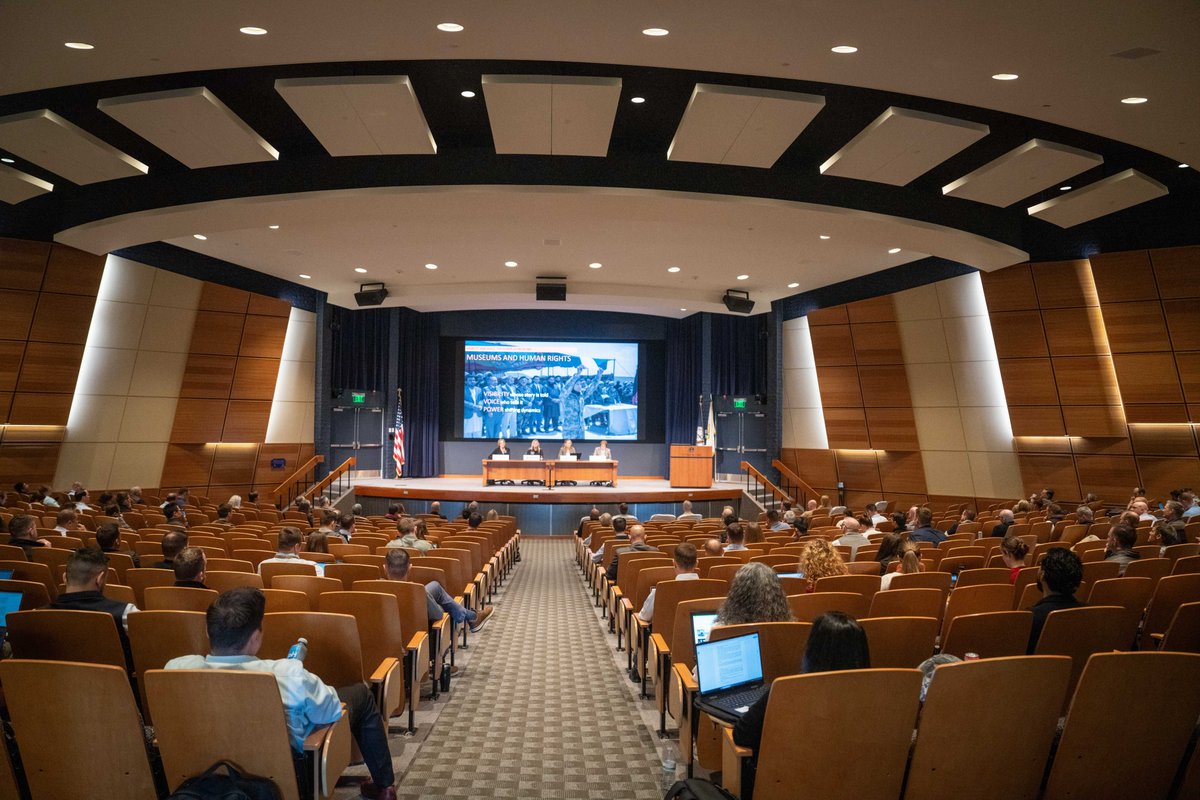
[351,476,745,534]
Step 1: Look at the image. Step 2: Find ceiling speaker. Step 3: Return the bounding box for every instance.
[536,281,566,301]
[354,282,388,307]
[722,289,755,314]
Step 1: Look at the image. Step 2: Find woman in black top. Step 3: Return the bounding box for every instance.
[489,438,510,456]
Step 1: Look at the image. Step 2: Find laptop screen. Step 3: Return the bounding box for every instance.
[695,632,764,696]
[777,572,805,579]
[691,611,719,645]
[0,569,14,580]
[0,590,23,627]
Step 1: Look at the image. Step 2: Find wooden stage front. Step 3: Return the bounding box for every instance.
[353,476,743,505]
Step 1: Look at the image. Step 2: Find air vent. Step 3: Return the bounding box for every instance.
[544,238,561,246]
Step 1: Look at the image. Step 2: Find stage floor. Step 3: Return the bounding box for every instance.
[353,476,743,505]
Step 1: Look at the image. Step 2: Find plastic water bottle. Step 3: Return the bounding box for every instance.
[287,637,308,662]
[661,741,678,789]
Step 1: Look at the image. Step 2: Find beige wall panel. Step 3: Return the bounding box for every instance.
[912,406,967,451]
[934,273,989,320]
[64,395,127,443]
[98,256,156,305]
[920,450,975,496]
[895,319,951,364]
[137,305,199,354]
[950,360,1007,408]
[967,451,1025,498]
[119,396,182,443]
[52,441,116,490]
[905,362,959,408]
[127,350,189,398]
[786,407,828,450]
[959,406,1020,452]
[147,268,204,309]
[72,346,137,397]
[107,442,170,489]
[943,314,1002,363]
[270,357,315,404]
[892,283,941,322]
[84,299,149,350]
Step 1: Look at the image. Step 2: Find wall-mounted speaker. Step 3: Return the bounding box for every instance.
[722,289,755,314]
[354,283,388,306]
[536,281,566,301]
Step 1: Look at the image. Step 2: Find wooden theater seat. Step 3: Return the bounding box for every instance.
[6,609,127,668]
[939,610,1033,659]
[143,585,219,612]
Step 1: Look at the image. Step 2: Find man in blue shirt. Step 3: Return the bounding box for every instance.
[166,587,396,800]
[908,507,947,545]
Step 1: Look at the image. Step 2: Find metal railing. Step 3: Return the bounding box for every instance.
[772,459,819,510]
[300,456,356,503]
[272,455,325,510]
[740,460,791,511]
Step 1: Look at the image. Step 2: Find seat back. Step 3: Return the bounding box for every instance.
[0,660,158,799]
[754,670,922,800]
[951,568,1012,588]
[319,591,407,715]
[423,556,470,594]
[125,567,175,607]
[644,578,726,646]
[353,579,439,665]
[787,591,869,622]
[0,578,51,609]
[1160,601,1200,653]
[127,610,209,719]
[611,550,668,587]
[941,583,1013,640]
[707,563,743,584]
[1043,652,1200,800]
[941,610,1034,659]
[632,566,677,610]
[260,611,365,687]
[205,570,264,593]
[867,587,943,620]
[205,557,254,573]
[324,563,382,590]
[889,571,952,595]
[146,669,303,799]
[709,621,812,681]
[1035,606,1132,696]
[666,596,728,671]
[6,609,127,668]
[813,574,881,601]
[1140,573,1200,650]
[271,574,342,611]
[262,588,310,612]
[0,560,57,600]
[143,585,219,612]
[1086,576,1153,643]
[696,555,742,578]
[905,656,1071,800]
[857,616,938,668]
[260,560,318,587]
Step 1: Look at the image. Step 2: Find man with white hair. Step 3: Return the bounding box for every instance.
[990,509,1015,538]
[1131,499,1157,523]
[833,517,871,559]
[677,500,701,521]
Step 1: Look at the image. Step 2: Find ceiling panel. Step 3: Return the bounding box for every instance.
[820,107,989,186]
[1027,169,1169,228]
[0,109,147,184]
[0,164,53,204]
[482,75,621,157]
[942,138,1103,207]
[274,75,436,156]
[98,87,278,168]
[668,83,824,168]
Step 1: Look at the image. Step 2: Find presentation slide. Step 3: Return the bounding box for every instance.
[462,340,639,441]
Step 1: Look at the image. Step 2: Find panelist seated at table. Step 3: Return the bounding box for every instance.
[592,439,612,460]
[490,438,511,458]
[558,439,578,459]
[525,440,544,459]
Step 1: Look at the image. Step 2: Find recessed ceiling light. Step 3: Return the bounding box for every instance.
[831,45,858,54]
[268,224,279,229]
[354,267,368,273]
[667,267,680,273]
[588,262,603,269]
[504,261,518,268]
[680,308,687,312]
[0,158,13,164]
[888,247,902,254]
[298,274,311,280]
[424,263,438,270]
[1179,163,1189,169]
[642,27,669,36]
[461,90,476,98]
[787,282,800,289]
[64,42,94,50]
[192,234,207,240]
[631,96,646,104]
[1059,185,1072,191]
[1120,97,1148,104]
[991,73,1019,81]
[437,22,464,32]
[736,274,749,281]
[238,27,268,36]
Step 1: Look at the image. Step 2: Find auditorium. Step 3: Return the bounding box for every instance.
[0,2,1198,799]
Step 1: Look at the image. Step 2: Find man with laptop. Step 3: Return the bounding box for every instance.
[636,542,699,623]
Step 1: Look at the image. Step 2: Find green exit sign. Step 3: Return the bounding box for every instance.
[351,392,367,404]
[732,397,747,409]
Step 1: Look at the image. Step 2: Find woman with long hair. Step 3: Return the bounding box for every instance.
[743,522,763,545]
[797,538,848,592]
[1000,536,1030,583]
[876,533,905,574]
[715,562,794,626]
[733,612,870,750]
[306,530,330,554]
[880,541,922,590]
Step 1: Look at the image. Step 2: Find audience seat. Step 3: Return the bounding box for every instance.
[127,609,209,720]
[0,560,57,600]
[787,592,869,622]
[271,575,341,610]
[6,609,127,669]
[1140,573,1200,649]
[867,587,943,620]
[940,584,1013,641]
[857,616,938,668]
[318,591,410,729]
[1034,606,1133,701]
[143,585,219,612]
[940,610,1033,659]
[1156,601,1200,652]
[0,578,51,609]
[125,567,175,607]
[352,579,441,703]
[262,588,310,612]
[323,563,382,590]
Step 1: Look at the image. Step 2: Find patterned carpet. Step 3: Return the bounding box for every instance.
[380,537,665,799]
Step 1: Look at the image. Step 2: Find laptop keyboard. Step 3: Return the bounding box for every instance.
[711,686,765,709]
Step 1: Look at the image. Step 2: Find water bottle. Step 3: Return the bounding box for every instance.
[287,637,308,662]
[660,741,678,789]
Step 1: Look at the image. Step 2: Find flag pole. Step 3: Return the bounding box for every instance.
[393,387,405,484]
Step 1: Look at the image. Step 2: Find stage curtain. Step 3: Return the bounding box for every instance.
[710,312,771,397]
[330,306,389,391]
[397,308,441,477]
[665,314,704,444]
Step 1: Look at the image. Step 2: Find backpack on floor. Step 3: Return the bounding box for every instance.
[664,778,737,800]
[167,761,281,800]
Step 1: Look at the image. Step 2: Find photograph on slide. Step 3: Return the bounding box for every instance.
[462,340,639,441]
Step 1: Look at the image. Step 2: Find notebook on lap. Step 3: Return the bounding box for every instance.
[693,631,768,723]
[691,611,719,644]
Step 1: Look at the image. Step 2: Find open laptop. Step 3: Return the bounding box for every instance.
[690,611,719,645]
[693,632,769,723]
[0,590,23,635]
[0,568,14,580]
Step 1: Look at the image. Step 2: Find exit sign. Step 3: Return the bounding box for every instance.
[732,397,747,409]
[351,392,367,404]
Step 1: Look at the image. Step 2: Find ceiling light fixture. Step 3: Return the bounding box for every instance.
[888,247,902,254]
[0,158,13,164]
[1180,163,1189,169]
[680,308,687,312]
[268,224,279,229]
[192,234,207,240]
[631,96,646,104]
[667,267,680,273]
[354,267,368,273]
[736,274,749,281]
[588,262,602,269]
[437,22,464,32]
[1120,96,1148,104]
[642,27,669,36]
[64,42,94,50]
[504,261,518,268]
[238,27,268,35]
[424,263,438,270]
[298,274,311,280]
[787,282,800,289]
[991,73,1019,81]
[1059,185,1072,191]
[461,90,476,98]
[831,45,858,54]
[819,234,831,240]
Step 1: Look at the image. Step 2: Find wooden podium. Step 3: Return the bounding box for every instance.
[669,444,713,488]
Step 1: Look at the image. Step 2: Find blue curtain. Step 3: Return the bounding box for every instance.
[330,306,389,391]
[665,314,704,444]
[710,312,771,397]
[397,308,441,477]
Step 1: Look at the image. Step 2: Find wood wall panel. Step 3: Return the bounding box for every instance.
[0,443,61,485]
[823,408,870,449]
[877,451,927,494]
[1089,250,1157,304]
[1042,307,1111,356]
[865,407,921,450]
[0,341,25,392]
[998,359,1060,405]
[806,305,849,326]
[1017,454,1081,499]
[8,393,73,426]
[1061,406,1127,437]
[1123,404,1190,424]
[28,293,97,344]
[1051,356,1122,405]
[254,443,302,485]
[851,322,904,365]
[169,399,228,443]
[1128,425,1199,457]
[989,311,1049,358]
[816,366,863,407]
[15,343,84,393]
[198,283,250,313]
[1007,406,1066,437]
[845,295,895,324]
[246,294,291,317]
[979,264,1037,311]
[1163,301,1200,351]
[1031,260,1097,308]
[834,450,882,492]
[1100,302,1171,352]
[222,400,271,442]
[858,365,911,407]
[0,393,12,424]
[0,290,37,341]
[1110,353,1184,404]
[1070,437,1132,455]
[780,448,838,490]
[1176,354,1200,404]
[230,357,281,401]
[1149,246,1200,299]
[160,444,217,486]
[1136,457,1200,493]
[209,443,258,485]
[808,325,856,366]
[179,354,236,399]
[189,312,245,356]
[0,239,49,291]
[1073,455,1139,500]
[240,315,290,359]
[41,245,105,296]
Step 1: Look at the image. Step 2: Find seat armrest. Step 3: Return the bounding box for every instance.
[303,711,351,799]
[369,656,401,684]
[721,725,752,799]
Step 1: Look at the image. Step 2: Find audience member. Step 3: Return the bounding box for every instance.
[833,517,870,559]
[165,588,397,799]
[909,507,947,545]
[1130,499,1157,523]
[590,517,629,564]
[638,543,699,623]
[332,513,356,543]
[714,562,793,626]
[614,502,638,524]
[429,500,446,520]
[306,531,330,554]
[703,538,724,557]
[258,528,308,573]
[875,533,905,575]
[95,522,140,567]
[150,531,188,570]
[53,508,83,535]
[1000,537,1029,583]
[49,548,138,668]
[797,539,848,592]
[606,525,654,583]
[384,503,404,521]
[743,522,763,545]
[880,541,921,590]
[1182,491,1200,518]
[227,493,241,509]
[389,517,434,552]
[1152,501,1188,551]
[1027,548,1085,653]
[867,503,888,527]
[990,509,1015,538]
[1103,523,1140,575]
[946,508,976,536]
[890,511,908,533]
[214,503,234,527]
[766,509,789,532]
[383,549,492,633]
[677,500,701,521]
[723,524,747,553]
[173,547,210,589]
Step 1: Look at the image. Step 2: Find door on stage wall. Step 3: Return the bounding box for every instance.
[714,397,772,478]
[331,405,386,475]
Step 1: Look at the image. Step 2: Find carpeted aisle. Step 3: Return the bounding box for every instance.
[394,537,665,799]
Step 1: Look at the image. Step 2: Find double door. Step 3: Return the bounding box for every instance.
[714,401,771,477]
[331,405,385,475]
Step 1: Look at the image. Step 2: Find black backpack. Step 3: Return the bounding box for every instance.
[167,761,281,800]
[663,778,737,800]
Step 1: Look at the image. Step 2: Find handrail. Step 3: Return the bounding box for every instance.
[272,455,325,499]
[739,460,791,510]
[773,459,818,507]
[301,456,356,502]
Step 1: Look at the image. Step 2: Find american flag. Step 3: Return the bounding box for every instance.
[393,399,406,478]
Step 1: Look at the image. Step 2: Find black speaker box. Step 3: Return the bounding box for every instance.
[536,283,567,301]
[354,287,389,306]
[722,291,755,314]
